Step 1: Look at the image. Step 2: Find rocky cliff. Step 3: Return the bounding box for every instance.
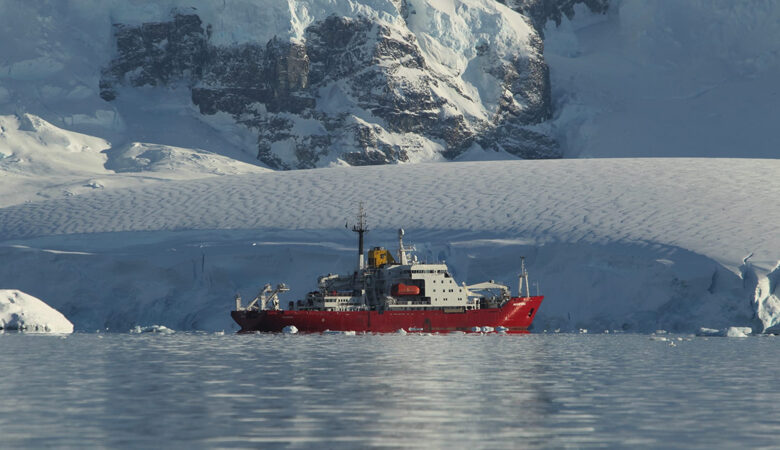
[498,0,609,33]
[99,1,560,169]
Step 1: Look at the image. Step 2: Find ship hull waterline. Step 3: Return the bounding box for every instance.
[232,296,543,334]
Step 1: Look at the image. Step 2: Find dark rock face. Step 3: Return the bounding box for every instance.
[100,13,209,101]
[498,0,609,34]
[100,9,561,169]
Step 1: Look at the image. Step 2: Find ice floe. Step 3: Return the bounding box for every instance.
[130,325,175,334]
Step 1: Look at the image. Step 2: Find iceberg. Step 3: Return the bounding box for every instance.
[726,327,752,338]
[0,289,73,333]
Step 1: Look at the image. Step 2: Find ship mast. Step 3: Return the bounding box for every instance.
[398,228,407,265]
[518,256,530,297]
[351,203,369,271]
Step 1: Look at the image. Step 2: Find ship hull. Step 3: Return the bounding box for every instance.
[231,296,543,334]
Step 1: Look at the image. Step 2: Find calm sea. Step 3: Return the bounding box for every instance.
[1,332,778,448]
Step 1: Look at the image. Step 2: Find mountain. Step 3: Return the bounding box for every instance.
[1,0,778,333]
[1,0,561,169]
[3,0,776,165]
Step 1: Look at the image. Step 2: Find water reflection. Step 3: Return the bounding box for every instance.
[0,333,778,448]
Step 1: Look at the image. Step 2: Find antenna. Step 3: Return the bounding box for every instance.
[397,228,416,265]
[398,228,407,265]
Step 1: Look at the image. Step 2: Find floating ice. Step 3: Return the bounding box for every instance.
[726,327,752,338]
[322,330,356,335]
[697,328,723,337]
[696,327,752,337]
[130,325,175,334]
[282,325,298,334]
[395,328,407,335]
[0,289,73,333]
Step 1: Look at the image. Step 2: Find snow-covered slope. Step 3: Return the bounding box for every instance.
[0,289,74,333]
[0,114,267,207]
[1,159,777,270]
[0,159,778,333]
[542,0,780,158]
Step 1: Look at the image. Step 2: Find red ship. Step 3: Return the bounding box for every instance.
[231,206,543,334]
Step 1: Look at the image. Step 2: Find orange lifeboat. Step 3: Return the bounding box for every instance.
[391,283,420,296]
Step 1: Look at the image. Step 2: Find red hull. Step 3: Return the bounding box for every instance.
[231,296,543,334]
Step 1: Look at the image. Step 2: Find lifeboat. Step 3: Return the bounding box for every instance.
[391,283,420,296]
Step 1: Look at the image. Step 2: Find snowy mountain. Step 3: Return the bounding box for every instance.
[1,0,559,169]
[1,0,778,333]
[2,0,775,164]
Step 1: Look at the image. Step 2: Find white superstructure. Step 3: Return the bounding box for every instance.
[236,207,531,314]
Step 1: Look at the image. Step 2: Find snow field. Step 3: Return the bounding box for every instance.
[0,157,778,332]
[2,158,777,272]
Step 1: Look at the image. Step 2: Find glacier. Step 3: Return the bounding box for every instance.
[0,120,778,332]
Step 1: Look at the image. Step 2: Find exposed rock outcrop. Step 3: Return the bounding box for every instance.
[100,4,561,169]
[498,0,609,34]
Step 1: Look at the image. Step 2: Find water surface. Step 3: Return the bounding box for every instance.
[1,333,778,448]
